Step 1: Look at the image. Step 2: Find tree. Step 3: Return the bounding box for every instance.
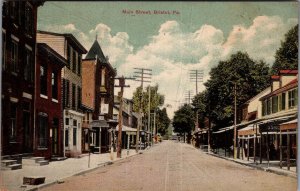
[272,25,298,74]
[132,84,164,114]
[172,104,195,143]
[156,108,171,137]
[192,90,208,129]
[204,52,270,130]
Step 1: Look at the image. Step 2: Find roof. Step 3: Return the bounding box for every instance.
[279,70,298,75]
[85,39,106,62]
[271,75,280,80]
[260,78,298,100]
[37,43,67,68]
[37,30,87,54]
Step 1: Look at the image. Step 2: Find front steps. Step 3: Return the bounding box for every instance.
[22,157,49,166]
[1,159,22,170]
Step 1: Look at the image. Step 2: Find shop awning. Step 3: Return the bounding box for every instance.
[238,124,259,136]
[280,119,297,131]
[89,120,109,128]
[116,125,137,132]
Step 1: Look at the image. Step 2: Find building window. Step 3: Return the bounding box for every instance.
[65,129,69,147]
[51,72,58,100]
[38,114,48,148]
[10,1,19,22]
[101,68,106,86]
[272,96,278,114]
[77,54,81,75]
[24,47,33,81]
[2,33,6,70]
[11,40,18,73]
[67,45,71,68]
[25,3,33,35]
[288,89,298,109]
[72,50,77,73]
[2,1,8,16]
[73,128,77,146]
[77,86,81,109]
[281,93,286,110]
[72,83,76,109]
[40,65,47,95]
[266,99,271,115]
[10,102,17,141]
[65,118,69,125]
[73,119,77,127]
[63,79,70,107]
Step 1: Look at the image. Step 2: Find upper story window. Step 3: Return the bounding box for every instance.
[288,88,298,109]
[2,32,6,70]
[11,40,19,73]
[101,68,106,86]
[10,1,20,24]
[52,71,58,100]
[2,1,8,17]
[271,96,278,114]
[77,54,81,75]
[24,47,33,82]
[77,86,82,109]
[72,83,76,109]
[72,50,77,73]
[67,45,71,69]
[25,3,34,36]
[40,65,48,96]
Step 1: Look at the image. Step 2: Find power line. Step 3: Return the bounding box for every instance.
[190,69,204,94]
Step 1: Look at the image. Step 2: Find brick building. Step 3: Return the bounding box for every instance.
[36,31,87,157]
[34,43,67,159]
[1,1,43,156]
[82,38,116,153]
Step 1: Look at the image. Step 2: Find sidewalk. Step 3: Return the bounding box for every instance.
[0,149,141,191]
[203,149,297,178]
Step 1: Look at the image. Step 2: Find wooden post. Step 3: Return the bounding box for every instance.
[242,138,244,160]
[280,129,282,169]
[237,137,240,159]
[260,131,262,164]
[254,134,256,163]
[287,130,290,170]
[247,138,250,161]
[266,131,269,168]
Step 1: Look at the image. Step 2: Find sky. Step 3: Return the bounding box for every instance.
[38,1,298,119]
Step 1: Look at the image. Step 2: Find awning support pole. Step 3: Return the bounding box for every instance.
[260,131,262,164]
[242,138,244,160]
[287,130,290,170]
[267,130,269,168]
[247,138,250,161]
[280,129,282,169]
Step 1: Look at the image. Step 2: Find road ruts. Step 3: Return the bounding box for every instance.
[41,141,297,191]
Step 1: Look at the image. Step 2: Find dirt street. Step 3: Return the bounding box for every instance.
[41,141,297,191]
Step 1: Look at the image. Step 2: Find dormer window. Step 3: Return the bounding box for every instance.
[288,88,298,109]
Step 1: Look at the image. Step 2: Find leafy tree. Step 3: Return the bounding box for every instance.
[204,52,270,130]
[192,90,208,129]
[132,84,164,114]
[272,25,298,74]
[173,104,195,142]
[156,108,171,136]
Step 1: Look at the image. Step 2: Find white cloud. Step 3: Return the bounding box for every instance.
[39,16,297,119]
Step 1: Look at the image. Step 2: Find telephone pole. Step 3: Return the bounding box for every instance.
[190,70,203,94]
[233,82,237,159]
[114,76,134,158]
[133,68,152,153]
[185,90,193,105]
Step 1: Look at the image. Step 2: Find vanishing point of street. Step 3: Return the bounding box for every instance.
[41,141,296,191]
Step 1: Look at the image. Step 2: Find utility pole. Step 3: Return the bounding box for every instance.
[233,82,237,159]
[114,76,133,158]
[190,70,203,94]
[133,68,152,153]
[185,90,193,105]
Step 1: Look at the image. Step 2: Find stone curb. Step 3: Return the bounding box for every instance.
[205,152,297,179]
[24,151,143,191]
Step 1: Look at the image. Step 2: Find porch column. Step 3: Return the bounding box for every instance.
[247,137,250,161]
[287,130,290,170]
[280,129,282,169]
[254,134,256,163]
[260,131,262,164]
[266,131,269,168]
[237,137,240,159]
[242,137,244,160]
[99,128,102,154]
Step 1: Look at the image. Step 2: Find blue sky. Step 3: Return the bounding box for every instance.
[38,1,298,118]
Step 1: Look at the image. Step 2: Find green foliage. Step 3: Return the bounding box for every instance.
[132,85,164,114]
[156,108,171,136]
[172,104,195,134]
[204,52,270,129]
[272,25,298,74]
